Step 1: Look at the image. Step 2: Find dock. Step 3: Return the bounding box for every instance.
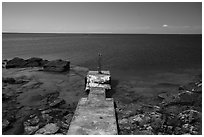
[67,71,118,135]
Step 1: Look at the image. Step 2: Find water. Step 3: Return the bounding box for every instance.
[2,33,202,108]
[3,33,202,79]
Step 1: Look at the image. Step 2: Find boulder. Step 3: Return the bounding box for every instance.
[43,59,70,72]
[6,57,27,68]
[35,123,59,135]
[24,125,39,135]
[25,57,43,67]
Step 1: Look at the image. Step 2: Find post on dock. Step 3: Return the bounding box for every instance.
[97,53,102,74]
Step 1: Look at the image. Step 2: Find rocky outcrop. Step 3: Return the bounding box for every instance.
[25,57,46,67]
[4,57,69,72]
[6,57,27,68]
[43,59,70,72]
[5,57,47,68]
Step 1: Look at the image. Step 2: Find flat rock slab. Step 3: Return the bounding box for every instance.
[67,97,118,135]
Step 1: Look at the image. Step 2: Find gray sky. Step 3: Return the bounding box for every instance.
[2,2,202,34]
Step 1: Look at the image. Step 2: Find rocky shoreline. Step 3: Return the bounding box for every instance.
[2,57,87,135]
[116,78,202,135]
[2,57,202,135]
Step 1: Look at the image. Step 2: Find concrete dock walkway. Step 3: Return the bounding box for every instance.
[67,71,118,135]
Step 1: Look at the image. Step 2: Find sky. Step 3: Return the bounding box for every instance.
[2,2,202,34]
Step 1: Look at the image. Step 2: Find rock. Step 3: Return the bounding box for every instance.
[197,82,202,87]
[64,114,73,124]
[153,106,161,112]
[3,77,28,85]
[22,81,42,89]
[35,123,59,135]
[174,127,182,135]
[25,57,43,67]
[41,114,53,123]
[60,121,69,129]
[43,59,70,72]
[40,60,49,66]
[2,60,7,68]
[6,57,27,68]
[181,123,192,133]
[138,130,154,135]
[49,98,65,107]
[41,109,52,114]
[2,93,11,101]
[149,112,163,131]
[24,125,39,135]
[27,115,40,126]
[129,114,150,127]
[178,86,185,90]
[178,109,201,124]
[118,118,129,125]
[166,126,173,134]
[158,92,170,99]
[2,119,10,131]
[2,77,16,84]
[166,114,180,127]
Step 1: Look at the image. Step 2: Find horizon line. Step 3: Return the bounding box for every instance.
[2,31,202,35]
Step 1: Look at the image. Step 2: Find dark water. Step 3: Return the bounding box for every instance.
[2,33,202,79]
[2,33,202,109]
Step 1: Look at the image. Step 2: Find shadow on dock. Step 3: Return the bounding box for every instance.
[106,79,119,98]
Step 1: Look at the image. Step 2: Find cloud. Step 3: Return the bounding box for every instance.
[162,24,168,27]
